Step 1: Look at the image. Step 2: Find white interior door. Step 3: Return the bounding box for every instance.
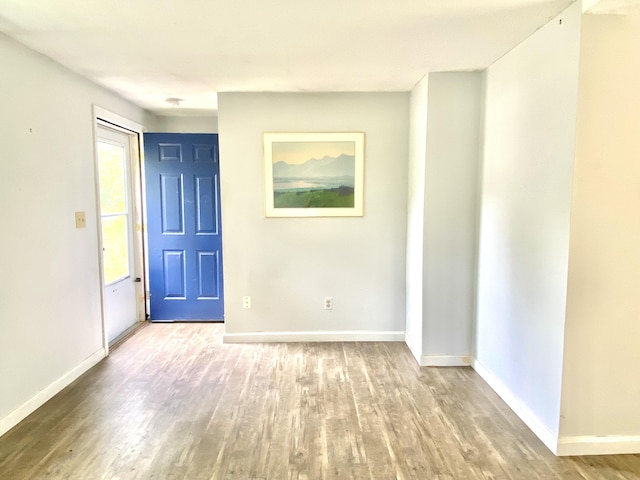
[97,125,138,343]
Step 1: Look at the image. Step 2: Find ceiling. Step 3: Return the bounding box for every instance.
[585,0,640,14]
[0,0,581,115]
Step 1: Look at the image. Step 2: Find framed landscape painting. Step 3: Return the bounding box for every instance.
[263,132,364,217]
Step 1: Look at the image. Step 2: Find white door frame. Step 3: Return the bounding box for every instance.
[92,106,146,354]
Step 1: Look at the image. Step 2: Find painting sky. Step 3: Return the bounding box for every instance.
[272,141,355,165]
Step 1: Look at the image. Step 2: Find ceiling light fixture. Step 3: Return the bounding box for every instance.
[165,97,183,107]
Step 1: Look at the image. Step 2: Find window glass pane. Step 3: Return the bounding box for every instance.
[102,215,129,284]
[98,142,126,214]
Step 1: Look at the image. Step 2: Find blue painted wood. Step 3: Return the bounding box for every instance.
[144,133,224,321]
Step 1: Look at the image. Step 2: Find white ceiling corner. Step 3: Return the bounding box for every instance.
[585,0,640,14]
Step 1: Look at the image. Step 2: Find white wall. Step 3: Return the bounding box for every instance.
[405,75,429,361]
[559,10,640,455]
[422,72,481,365]
[0,33,147,435]
[475,0,581,449]
[218,93,409,340]
[147,114,218,133]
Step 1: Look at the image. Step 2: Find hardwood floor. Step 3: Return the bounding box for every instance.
[0,324,638,479]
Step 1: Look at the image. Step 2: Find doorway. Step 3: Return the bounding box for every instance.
[143,133,224,321]
[95,117,146,345]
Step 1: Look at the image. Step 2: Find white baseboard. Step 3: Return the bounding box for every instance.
[223,331,405,343]
[557,435,640,456]
[421,355,471,367]
[0,348,107,437]
[404,332,422,365]
[402,332,470,367]
[472,359,559,454]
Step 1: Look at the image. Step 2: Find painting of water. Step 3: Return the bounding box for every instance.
[263,133,364,217]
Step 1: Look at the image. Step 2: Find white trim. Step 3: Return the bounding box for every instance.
[557,435,640,456]
[223,331,405,343]
[472,359,559,454]
[404,332,422,365]
[421,355,471,367]
[0,348,106,437]
[94,106,144,133]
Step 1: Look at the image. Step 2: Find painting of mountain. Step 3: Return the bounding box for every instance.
[273,154,355,179]
[271,141,356,208]
[263,132,364,217]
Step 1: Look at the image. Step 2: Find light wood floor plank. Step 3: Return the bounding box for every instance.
[0,323,638,479]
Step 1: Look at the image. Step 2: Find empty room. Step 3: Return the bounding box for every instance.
[1,0,639,478]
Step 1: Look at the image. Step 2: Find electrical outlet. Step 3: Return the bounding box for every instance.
[242,296,251,309]
[324,297,333,310]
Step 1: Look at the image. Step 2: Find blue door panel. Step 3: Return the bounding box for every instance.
[197,251,220,299]
[160,144,182,162]
[163,250,185,298]
[161,174,184,233]
[195,176,216,233]
[144,133,224,321]
[194,144,216,163]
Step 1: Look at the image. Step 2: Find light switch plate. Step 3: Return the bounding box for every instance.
[75,211,86,228]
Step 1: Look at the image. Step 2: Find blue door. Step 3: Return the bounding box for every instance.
[144,133,224,321]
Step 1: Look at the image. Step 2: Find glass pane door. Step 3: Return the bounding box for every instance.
[98,141,130,285]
